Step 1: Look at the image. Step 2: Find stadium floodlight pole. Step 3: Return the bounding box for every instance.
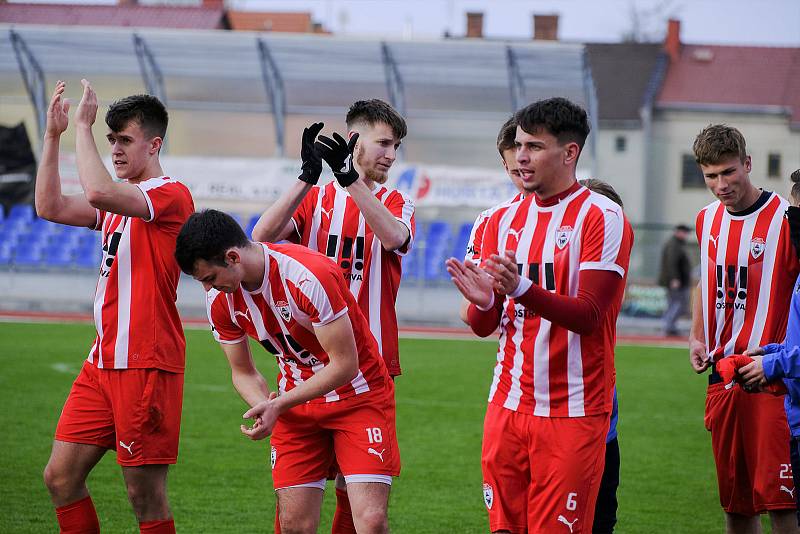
[256,37,286,158]
[133,33,169,153]
[581,46,600,177]
[380,42,406,161]
[9,29,47,145]
[505,45,525,113]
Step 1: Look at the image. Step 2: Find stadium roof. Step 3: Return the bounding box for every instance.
[0,24,597,167]
[0,3,229,30]
[656,44,800,126]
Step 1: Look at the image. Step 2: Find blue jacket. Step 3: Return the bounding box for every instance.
[762,272,800,438]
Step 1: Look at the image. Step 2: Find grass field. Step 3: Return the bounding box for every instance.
[0,321,734,532]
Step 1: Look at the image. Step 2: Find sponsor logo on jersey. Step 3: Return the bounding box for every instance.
[556,226,573,250]
[482,482,493,510]
[750,237,766,259]
[275,300,291,322]
[271,446,277,469]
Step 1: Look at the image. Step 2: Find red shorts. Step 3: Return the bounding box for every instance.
[705,382,794,515]
[269,383,400,490]
[481,403,608,534]
[55,361,184,466]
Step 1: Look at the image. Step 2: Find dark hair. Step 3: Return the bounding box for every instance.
[175,209,249,275]
[514,97,590,151]
[579,178,624,209]
[693,124,747,166]
[791,168,800,205]
[496,116,517,156]
[105,94,168,140]
[346,99,407,140]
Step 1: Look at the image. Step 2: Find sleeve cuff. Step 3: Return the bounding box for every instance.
[509,276,532,299]
[475,292,496,311]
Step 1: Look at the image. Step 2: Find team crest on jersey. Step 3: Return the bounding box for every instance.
[556,225,573,249]
[750,237,766,259]
[270,446,277,469]
[275,300,291,322]
[482,483,493,509]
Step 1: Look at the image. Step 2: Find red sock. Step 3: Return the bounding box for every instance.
[55,495,100,534]
[274,501,281,534]
[139,519,175,533]
[331,487,356,534]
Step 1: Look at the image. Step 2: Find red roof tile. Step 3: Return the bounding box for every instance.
[227,11,311,33]
[0,3,228,30]
[657,44,800,125]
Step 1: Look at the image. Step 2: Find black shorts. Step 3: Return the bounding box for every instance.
[593,437,620,533]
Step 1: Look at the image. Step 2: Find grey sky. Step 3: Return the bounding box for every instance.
[226,0,800,46]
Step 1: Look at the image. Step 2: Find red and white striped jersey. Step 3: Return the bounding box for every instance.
[88,176,194,372]
[696,192,800,360]
[290,181,415,376]
[464,192,524,265]
[481,184,632,417]
[206,242,389,403]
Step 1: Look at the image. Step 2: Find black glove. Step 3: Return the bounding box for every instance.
[298,122,324,185]
[315,132,360,187]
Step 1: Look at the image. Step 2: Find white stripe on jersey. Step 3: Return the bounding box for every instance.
[394,193,415,257]
[307,189,325,247]
[348,212,367,301]
[367,233,383,355]
[502,204,536,412]
[723,216,758,356]
[747,206,784,348]
[710,210,733,353]
[114,217,132,369]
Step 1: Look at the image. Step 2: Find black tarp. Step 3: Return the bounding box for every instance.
[0,122,36,215]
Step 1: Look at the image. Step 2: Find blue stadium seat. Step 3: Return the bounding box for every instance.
[14,244,44,267]
[246,215,261,238]
[452,222,473,260]
[0,244,12,265]
[8,204,35,223]
[228,212,245,229]
[75,248,101,269]
[402,242,422,281]
[423,221,452,280]
[43,246,74,268]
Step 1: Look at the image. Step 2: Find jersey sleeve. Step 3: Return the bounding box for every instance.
[465,210,489,265]
[479,209,502,264]
[136,179,194,226]
[206,290,247,344]
[384,190,416,255]
[579,203,627,277]
[92,209,106,231]
[288,187,318,245]
[287,259,349,327]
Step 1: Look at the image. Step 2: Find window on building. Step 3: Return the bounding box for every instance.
[681,154,705,189]
[768,153,781,178]
[615,135,626,152]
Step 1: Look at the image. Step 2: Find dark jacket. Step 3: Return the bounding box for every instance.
[658,235,690,288]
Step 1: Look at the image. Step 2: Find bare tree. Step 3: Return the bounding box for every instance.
[621,0,681,43]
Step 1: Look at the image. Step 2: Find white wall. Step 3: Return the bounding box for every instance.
[648,109,800,226]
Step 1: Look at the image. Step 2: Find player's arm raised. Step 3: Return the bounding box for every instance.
[252,122,324,242]
[241,313,359,440]
[316,132,409,251]
[73,79,151,219]
[35,81,97,228]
